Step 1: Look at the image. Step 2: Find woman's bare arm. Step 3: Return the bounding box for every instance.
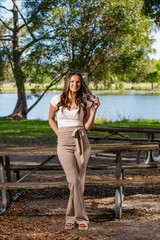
[84,97,100,131]
[48,104,58,136]
[84,107,97,131]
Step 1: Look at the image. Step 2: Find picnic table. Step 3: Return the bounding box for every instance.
[90,126,160,163]
[0,142,159,219]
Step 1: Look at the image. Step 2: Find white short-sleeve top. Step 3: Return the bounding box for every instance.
[50,94,92,128]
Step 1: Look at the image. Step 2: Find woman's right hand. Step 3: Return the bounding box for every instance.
[92,96,100,111]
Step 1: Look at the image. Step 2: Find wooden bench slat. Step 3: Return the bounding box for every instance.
[0,143,159,156]
[90,143,159,154]
[10,165,63,171]
[90,126,160,134]
[88,164,158,170]
[0,179,160,190]
[9,163,158,171]
[89,136,160,142]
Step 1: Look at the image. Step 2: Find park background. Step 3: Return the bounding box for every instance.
[0,0,160,121]
[1,0,160,144]
[0,1,160,240]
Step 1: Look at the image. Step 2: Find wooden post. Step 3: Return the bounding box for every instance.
[0,156,8,215]
[145,133,155,163]
[115,153,122,219]
[136,152,141,164]
[5,156,12,201]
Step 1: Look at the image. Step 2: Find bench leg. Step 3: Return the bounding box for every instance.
[115,189,122,219]
[144,134,155,163]
[5,156,13,202]
[115,153,122,219]
[136,152,141,164]
[12,170,21,201]
[145,151,154,164]
[15,170,21,181]
[121,169,125,201]
[0,156,8,215]
[5,157,21,202]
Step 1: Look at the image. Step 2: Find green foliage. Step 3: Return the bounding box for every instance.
[94,117,107,124]
[22,0,154,85]
[0,40,14,82]
[143,59,160,89]
[115,82,124,91]
[0,0,155,95]
[142,0,160,26]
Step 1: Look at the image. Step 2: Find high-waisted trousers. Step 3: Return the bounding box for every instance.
[57,126,90,224]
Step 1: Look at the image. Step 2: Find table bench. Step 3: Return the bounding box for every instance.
[89,126,160,163]
[0,143,159,219]
[8,163,158,181]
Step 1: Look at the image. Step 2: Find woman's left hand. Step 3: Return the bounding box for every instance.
[92,96,100,111]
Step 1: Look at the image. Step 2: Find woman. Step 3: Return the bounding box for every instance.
[48,70,100,230]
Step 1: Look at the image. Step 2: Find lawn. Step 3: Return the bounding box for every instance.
[1,117,160,144]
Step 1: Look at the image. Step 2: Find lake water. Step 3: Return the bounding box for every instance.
[1,92,160,121]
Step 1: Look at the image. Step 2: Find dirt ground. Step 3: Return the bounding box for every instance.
[0,152,160,240]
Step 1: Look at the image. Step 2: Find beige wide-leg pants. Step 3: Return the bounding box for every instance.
[57,126,90,225]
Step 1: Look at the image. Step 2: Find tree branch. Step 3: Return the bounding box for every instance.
[0,38,12,41]
[20,30,55,55]
[2,35,13,38]
[88,59,105,77]
[20,37,43,55]
[0,18,13,31]
[27,71,67,113]
[18,2,43,31]
[3,43,14,72]
[0,5,13,12]
[11,0,35,40]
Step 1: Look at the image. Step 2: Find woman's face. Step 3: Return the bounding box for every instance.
[69,75,81,94]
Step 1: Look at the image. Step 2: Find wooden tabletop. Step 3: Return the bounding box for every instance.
[0,142,159,156]
[91,126,160,134]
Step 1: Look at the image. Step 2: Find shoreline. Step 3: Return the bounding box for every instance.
[1,82,160,94]
[1,89,160,94]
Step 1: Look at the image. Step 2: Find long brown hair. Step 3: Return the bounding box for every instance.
[56,70,94,114]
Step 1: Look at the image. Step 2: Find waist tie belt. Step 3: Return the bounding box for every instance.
[72,127,86,165]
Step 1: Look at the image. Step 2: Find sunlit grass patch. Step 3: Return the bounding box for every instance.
[0,118,56,143]
[1,117,160,143]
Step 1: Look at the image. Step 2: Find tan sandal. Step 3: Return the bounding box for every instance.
[78,222,88,231]
[65,223,75,230]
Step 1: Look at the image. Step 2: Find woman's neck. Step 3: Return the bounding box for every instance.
[68,92,77,102]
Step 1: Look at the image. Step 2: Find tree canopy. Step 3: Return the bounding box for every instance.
[0,0,155,118]
[142,0,160,26]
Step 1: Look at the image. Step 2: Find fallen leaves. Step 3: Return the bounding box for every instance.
[0,154,160,239]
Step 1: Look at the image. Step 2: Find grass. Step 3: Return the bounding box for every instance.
[0,118,55,143]
[1,117,160,144]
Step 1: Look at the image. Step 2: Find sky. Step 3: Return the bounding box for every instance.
[148,29,160,60]
[1,0,160,61]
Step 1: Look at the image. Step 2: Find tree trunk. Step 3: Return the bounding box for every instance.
[9,0,27,119]
[151,82,154,90]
